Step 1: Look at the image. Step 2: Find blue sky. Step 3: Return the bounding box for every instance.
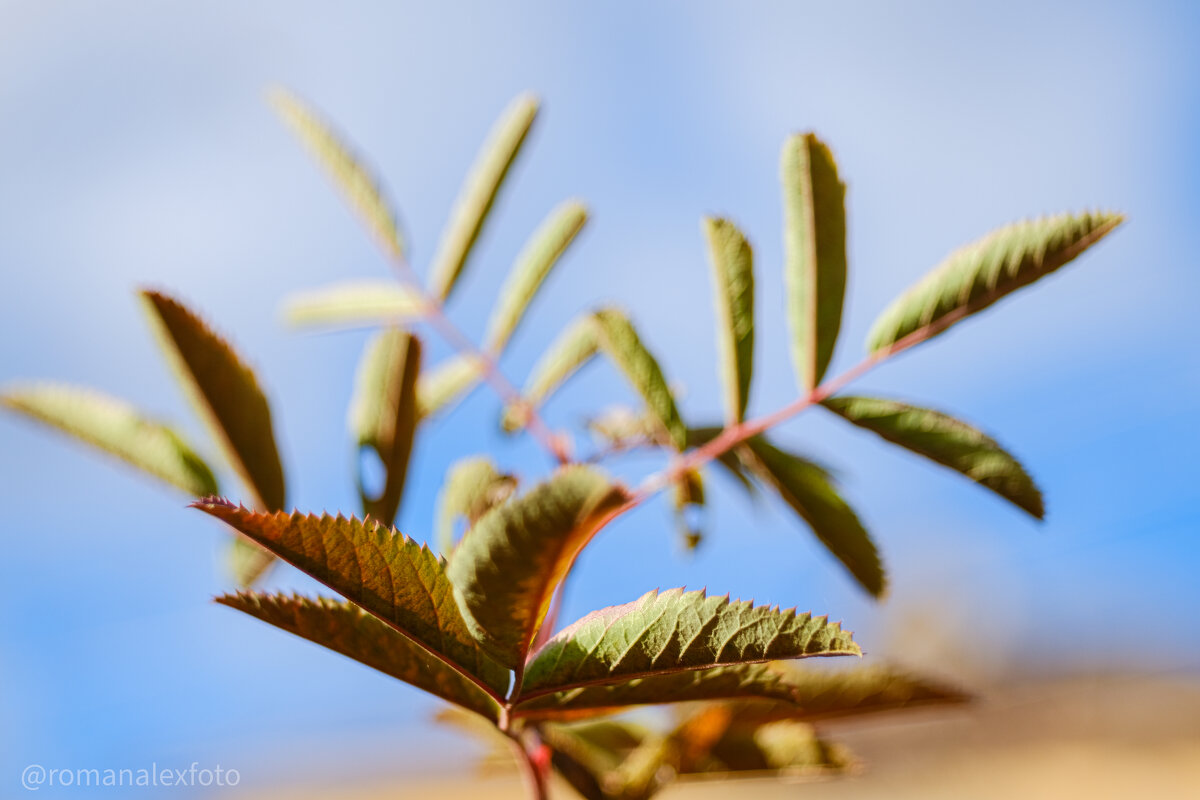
[1,1,1198,795]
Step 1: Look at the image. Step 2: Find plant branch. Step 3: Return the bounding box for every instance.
[510,729,549,800]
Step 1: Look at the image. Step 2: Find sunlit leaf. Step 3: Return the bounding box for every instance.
[141,290,287,513]
[1,382,218,497]
[519,587,858,699]
[193,500,509,695]
[428,93,540,302]
[743,437,885,598]
[219,592,501,720]
[866,211,1123,354]
[271,89,406,261]
[782,133,847,391]
[502,314,599,432]
[435,456,518,556]
[823,395,1044,518]
[350,329,422,525]
[417,354,484,419]
[484,200,588,353]
[703,216,755,424]
[445,466,629,668]
[281,281,426,330]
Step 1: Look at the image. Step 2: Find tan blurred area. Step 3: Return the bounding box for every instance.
[243,673,1199,800]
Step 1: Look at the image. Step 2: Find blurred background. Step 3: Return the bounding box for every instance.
[1,1,1197,797]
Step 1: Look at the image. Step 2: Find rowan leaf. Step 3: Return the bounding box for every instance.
[502,314,599,432]
[519,587,859,700]
[866,211,1124,354]
[445,466,630,668]
[435,456,518,556]
[743,437,885,598]
[782,133,847,391]
[484,200,588,353]
[703,216,755,424]
[218,593,501,720]
[0,382,218,497]
[140,290,287,513]
[823,395,1044,518]
[281,281,426,330]
[350,330,422,525]
[192,500,509,695]
[417,354,484,419]
[271,89,406,261]
[428,93,539,302]
[592,309,686,450]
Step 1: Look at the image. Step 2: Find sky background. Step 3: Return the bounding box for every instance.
[1,1,1197,796]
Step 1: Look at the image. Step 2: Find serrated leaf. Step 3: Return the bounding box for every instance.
[271,89,406,261]
[519,587,859,700]
[416,354,484,419]
[219,593,501,720]
[484,200,588,353]
[703,217,755,424]
[446,466,630,668]
[428,93,539,302]
[281,281,426,330]
[141,290,286,513]
[866,211,1123,354]
[823,395,1044,518]
[502,314,599,432]
[349,329,422,525]
[436,457,518,555]
[1,382,218,497]
[592,309,686,450]
[782,133,847,391]
[192,500,509,695]
[743,437,885,598]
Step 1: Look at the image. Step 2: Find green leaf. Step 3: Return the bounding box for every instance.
[416,354,484,419]
[428,93,540,302]
[350,330,422,525]
[141,290,287,513]
[0,382,218,497]
[823,395,1044,518]
[281,281,426,330]
[866,211,1124,354]
[708,718,851,776]
[519,587,859,700]
[782,133,847,391]
[218,592,501,720]
[502,314,599,432]
[192,500,509,695]
[435,457,518,556]
[445,466,630,668]
[743,436,885,598]
[703,217,755,424]
[484,200,588,353]
[270,89,406,261]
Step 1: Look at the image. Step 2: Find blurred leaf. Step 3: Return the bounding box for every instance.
[743,437,885,598]
[686,425,757,496]
[140,290,286,513]
[484,200,588,352]
[428,93,540,302]
[228,539,276,587]
[193,500,509,694]
[502,314,599,432]
[271,89,406,261]
[219,593,501,720]
[703,216,755,424]
[446,466,629,668]
[417,354,484,419]
[281,281,425,330]
[823,395,1044,518]
[1,382,218,497]
[866,211,1123,353]
[782,133,847,391]
[350,330,422,525]
[708,719,851,776]
[672,467,706,551]
[436,456,518,555]
[520,587,859,699]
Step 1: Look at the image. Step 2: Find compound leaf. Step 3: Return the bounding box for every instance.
[436,456,518,555]
[703,217,755,424]
[281,281,426,330]
[417,354,484,419]
[866,211,1123,354]
[219,592,501,721]
[782,133,847,391]
[428,93,539,302]
[823,395,1044,518]
[593,309,686,450]
[502,314,599,432]
[0,382,218,497]
[484,200,588,353]
[445,466,629,668]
